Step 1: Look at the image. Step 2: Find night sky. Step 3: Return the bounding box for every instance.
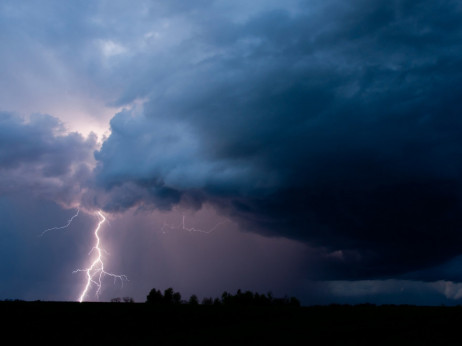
[2,0,462,305]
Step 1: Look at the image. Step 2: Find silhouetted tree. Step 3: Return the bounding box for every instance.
[163,288,174,304]
[202,297,213,305]
[218,289,300,307]
[111,297,121,303]
[289,297,301,307]
[241,290,254,306]
[146,287,301,307]
[146,288,163,304]
[147,288,183,305]
[221,291,231,305]
[172,291,182,304]
[188,294,199,305]
[123,296,135,303]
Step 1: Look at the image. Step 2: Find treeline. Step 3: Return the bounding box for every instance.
[146,288,301,307]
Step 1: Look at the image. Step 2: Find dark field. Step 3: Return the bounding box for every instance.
[2,301,462,345]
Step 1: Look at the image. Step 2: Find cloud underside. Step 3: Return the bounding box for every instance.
[3,0,462,281]
[90,0,462,280]
[0,112,96,206]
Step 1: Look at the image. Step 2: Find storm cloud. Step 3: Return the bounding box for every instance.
[92,0,462,280]
[0,112,96,206]
[2,0,462,303]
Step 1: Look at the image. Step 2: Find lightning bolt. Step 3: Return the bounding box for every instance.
[162,215,229,234]
[40,208,80,237]
[74,211,127,302]
[181,215,229,234]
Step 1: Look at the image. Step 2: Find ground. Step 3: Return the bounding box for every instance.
[2,301,461,345]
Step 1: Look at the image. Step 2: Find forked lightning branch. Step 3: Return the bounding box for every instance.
[73,211,128,302]
[42,209,228,302]
[41,209,127,302]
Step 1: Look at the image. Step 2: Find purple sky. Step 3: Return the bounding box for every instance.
[2,0,462,305]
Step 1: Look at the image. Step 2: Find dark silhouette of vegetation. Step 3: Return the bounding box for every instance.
[188,294,199,305]
[3,300,462,345]
[146,288,182,305]
[201,297,213,305]
[146,288,300,307]
[111,296,135,303]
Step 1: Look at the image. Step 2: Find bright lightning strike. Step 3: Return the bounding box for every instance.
[40,208,80,237]
[74,211,127,302]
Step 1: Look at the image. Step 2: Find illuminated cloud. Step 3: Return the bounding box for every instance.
[0,112,96,206]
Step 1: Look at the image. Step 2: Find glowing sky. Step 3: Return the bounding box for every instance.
[2,0,462,305]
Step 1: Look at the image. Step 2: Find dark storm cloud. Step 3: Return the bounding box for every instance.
[0,112,96,205]
[92,0,462,280]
